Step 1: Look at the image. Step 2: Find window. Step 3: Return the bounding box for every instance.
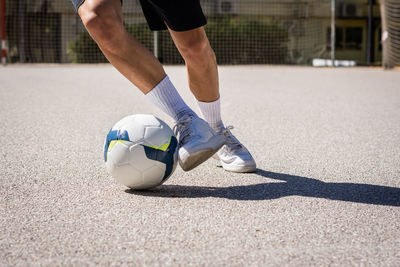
[345,27,363,49]
[327,26,363,50]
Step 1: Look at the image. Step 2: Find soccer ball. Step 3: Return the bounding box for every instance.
[104,114,178,190]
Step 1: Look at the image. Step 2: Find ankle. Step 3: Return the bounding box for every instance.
[209,122,225,133]
[175,110,197,122]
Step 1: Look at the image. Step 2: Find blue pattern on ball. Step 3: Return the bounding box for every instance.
[104,129,130,162]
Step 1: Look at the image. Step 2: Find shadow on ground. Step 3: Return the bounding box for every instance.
[126,169,400,207]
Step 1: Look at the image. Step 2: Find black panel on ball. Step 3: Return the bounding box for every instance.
[143,136,178,181]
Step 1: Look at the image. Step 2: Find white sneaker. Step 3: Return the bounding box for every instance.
[174,114,225,172]
[215,126,257,173]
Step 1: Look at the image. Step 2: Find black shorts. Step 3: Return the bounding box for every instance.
[71,0,85,11]
[70,0,207,32]
[139,0,207,31]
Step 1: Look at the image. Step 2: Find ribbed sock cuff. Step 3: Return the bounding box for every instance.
[146,75,195,121]
[197,98,224,132]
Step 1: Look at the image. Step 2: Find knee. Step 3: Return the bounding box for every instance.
[178,37,216,63]
[78,1,123,44]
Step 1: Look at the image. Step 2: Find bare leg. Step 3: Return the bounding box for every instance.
[78,0,165,93]
[168,27,219,102]
[77,1,226,171]
[169,29,257,173]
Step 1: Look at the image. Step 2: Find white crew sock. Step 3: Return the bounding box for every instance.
[146,75,196,121]
[197,98,225,132]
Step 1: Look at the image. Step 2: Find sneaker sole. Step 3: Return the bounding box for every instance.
[179,135,225,172]
[220,161,257,173]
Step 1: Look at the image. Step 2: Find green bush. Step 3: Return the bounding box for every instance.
[67,24,153,63]
[207,17,289,64]
[67,17,289,64]
[67,30,106,63]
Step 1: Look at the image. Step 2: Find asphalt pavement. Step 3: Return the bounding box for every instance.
[0,65,399,266]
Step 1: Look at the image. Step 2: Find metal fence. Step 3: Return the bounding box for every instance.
[0,0,387,66]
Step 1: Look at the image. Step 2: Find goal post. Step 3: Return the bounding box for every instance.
[0,0,6,65]
[380,0,400,69]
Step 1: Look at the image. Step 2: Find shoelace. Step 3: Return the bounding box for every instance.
[173,116,193,145]
[221,126,243,153]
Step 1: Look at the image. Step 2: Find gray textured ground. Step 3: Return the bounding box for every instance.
[0,65,399,266]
